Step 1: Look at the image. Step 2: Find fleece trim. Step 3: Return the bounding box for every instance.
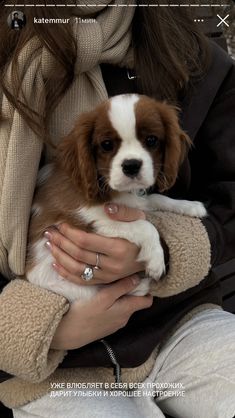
[0,279,69,383]
[146,212,211,297]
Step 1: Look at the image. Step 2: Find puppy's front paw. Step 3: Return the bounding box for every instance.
[180,201,207,218]
[146,257,165,281]
[138,243,165,281]
[129,278,151,296]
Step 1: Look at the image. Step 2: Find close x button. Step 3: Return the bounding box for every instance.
[217,14,230,28]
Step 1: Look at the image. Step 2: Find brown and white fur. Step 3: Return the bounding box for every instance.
[26,94,206,302]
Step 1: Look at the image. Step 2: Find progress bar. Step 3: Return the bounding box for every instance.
[3,4,232,7]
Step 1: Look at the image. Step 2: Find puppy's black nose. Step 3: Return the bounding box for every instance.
[122,159,142,178]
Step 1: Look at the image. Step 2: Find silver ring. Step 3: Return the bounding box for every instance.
[94,253,100,271]
[81,265,94,281]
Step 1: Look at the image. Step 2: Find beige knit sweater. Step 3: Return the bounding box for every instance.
[0,2,212,409]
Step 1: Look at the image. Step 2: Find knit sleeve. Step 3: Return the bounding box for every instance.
[146,211,211,297]
[0,279,69,383]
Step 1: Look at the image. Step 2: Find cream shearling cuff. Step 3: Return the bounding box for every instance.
[0,279,69,382]
[146,212,211,297]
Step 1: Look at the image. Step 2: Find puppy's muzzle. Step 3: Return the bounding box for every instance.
[122,159,143,178]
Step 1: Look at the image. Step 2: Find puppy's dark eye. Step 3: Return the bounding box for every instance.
[100,139,114,152]
[145,135,159,149]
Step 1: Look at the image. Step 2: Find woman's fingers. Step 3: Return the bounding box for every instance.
[116,293,153,315]
[45,225,144,279]
[46,241,118,285]
[104,203,146,221]
[98,275,153,310]
[44,229,139,284]
[44,216,146,284]
[45,230,106,269]
[56,223,115,256]
[99,275,140,306]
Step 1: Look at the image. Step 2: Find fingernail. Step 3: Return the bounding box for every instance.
[104,203,119,214]
[45,241,52,250]
[132,276,140,286]
[52,263,59,271]
[44,231,52,240]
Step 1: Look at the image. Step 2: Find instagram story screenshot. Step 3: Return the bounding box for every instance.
[0,1,235,418]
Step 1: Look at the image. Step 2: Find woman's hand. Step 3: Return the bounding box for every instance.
[44,204,146,285]
[51,275,153,350]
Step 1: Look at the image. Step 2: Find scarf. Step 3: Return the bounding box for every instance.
[0,0,135,278]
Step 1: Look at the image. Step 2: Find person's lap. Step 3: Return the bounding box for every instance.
[13,307,235,418]
[150,307,235,418]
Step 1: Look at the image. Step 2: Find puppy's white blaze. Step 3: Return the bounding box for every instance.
[27,239,99,303]
[108,95,154,190]
[109,94,139,142]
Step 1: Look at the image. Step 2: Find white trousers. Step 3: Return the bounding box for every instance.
[13,308,235,418]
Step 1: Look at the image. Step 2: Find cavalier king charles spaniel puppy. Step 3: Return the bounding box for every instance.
[26,94,206,302]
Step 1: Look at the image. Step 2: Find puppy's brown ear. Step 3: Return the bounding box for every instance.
[157,105,191,192]
[57,111,100,202]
